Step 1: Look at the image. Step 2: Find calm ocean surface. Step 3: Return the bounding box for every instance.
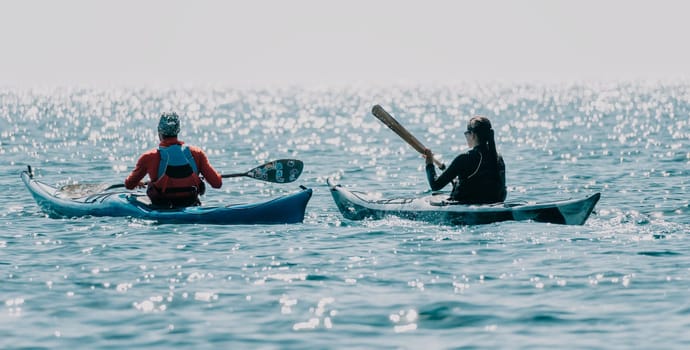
[1,82,689,349]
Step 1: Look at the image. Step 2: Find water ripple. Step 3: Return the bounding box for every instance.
[2,82,690,349]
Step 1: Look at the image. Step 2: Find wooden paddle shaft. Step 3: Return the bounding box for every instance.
[371,105,444,168]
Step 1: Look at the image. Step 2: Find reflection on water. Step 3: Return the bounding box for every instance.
[1,82,689,349]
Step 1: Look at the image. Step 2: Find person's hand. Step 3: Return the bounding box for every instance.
[136,181,146,189]
[422,148,434,165]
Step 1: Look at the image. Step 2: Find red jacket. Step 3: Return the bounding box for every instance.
[125,138,222,190]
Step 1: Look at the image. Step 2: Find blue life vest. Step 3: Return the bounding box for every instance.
[157,144,198,179]
[147,144,204,207]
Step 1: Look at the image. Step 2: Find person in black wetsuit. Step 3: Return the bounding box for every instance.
[423,116,507,204]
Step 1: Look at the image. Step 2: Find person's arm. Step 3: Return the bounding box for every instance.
[124,154,150,189]
[193,148,222,188]
[426,154,468,191]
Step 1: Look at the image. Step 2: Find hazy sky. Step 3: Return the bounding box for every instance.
[1,0,689,87]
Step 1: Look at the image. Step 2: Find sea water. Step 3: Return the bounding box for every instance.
[1,82,689,349]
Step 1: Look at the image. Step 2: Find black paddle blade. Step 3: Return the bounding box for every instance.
[245,159,303,183]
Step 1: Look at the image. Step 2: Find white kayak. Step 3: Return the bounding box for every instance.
[328,180,600,226]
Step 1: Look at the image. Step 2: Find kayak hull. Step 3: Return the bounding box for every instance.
[329,180,600,226]
[22,171,312,225]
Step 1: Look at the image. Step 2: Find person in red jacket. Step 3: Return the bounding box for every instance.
[125,112,222,207]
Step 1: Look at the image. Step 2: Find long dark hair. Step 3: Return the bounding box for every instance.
[468,116,498,161]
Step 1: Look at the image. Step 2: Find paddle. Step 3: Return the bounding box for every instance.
[59,159,304,194]
[371,105,445,169]
[221,159,303,182]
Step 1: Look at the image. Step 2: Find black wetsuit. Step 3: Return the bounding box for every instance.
[426,144,507,204]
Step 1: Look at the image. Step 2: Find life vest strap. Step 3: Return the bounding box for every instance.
[160,186,199,194]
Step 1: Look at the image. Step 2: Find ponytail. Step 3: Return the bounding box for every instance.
[468,116,499,162]
[487,129,498,161]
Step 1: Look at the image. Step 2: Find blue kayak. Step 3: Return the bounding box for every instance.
[22,169,312,225]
